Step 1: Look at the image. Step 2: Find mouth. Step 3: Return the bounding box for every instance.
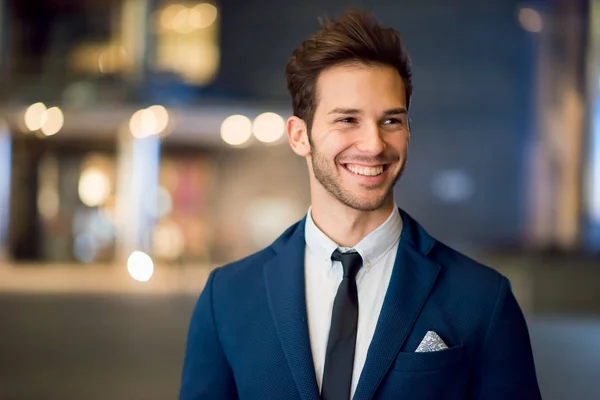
[343,163,390,177]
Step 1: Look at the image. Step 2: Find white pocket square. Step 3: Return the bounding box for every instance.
[415,331,449,352]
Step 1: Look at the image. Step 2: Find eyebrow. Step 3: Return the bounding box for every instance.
[327,107,407,116]
[382,108,407,116]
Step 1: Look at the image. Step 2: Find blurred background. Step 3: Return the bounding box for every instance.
[0,0,599,399]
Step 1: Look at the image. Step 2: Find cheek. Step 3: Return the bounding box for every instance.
[315,135,352,161]
[387,134,409,152]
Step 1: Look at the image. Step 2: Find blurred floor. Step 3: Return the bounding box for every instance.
[0,261,599,399]
[529,317,600,400]
[1,295,599,399]
[0,293,194,400]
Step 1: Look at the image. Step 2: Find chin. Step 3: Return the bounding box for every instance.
[340,193,392,212]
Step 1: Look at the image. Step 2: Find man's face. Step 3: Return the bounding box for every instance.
[307,63,410,211]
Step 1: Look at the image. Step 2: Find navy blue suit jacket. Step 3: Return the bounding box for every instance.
[180,209,541,400]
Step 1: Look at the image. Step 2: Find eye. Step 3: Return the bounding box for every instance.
[337,117,358,124]
[383,118,403,125]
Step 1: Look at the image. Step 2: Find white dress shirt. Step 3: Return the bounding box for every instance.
[304,206,403,399]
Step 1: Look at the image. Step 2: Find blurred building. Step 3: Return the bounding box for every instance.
[0,0,598,270]
[1,3,600,400]
[0,0,307,267]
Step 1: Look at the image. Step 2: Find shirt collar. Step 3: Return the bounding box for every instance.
[304,206,402,271]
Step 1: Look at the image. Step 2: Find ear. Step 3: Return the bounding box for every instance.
[286,116,311,157]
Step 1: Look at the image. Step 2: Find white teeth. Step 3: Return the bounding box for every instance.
[346,164,384,176]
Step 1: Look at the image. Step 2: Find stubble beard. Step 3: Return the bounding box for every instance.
[310,145,405,212]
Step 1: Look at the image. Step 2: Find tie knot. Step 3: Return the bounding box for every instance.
[331,249,363,279]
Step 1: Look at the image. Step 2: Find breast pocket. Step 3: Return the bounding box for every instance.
[391,344,464,371]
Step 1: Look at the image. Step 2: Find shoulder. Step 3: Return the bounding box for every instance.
[430,241,507,288]
[426,240,515,323]
[400,208,508,295]
[211,246,276,282]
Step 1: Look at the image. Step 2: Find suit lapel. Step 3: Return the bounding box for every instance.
[353,210,441,400]
[264,219,320,400]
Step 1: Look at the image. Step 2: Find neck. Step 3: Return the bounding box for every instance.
[310,195,395,248]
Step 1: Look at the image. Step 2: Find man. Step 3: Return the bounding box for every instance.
[180,9,542,400]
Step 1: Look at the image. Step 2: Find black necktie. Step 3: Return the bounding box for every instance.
[321,249,363,400]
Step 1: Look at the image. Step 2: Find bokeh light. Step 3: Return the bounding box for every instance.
[41,107,64,136]
[252,112,285,143]
[148,105,170,134]
[160,3,217,32]
[519,8,543,33]
[160,4,186,30]
[192,3,218,28]
[24,102,48,131]
[172,7,194,34]
[130,106,168,138]
[220,114,252,146]
[130,109,154,138]
[127,251,155,282]
[78,167,111,207]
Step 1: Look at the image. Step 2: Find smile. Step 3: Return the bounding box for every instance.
[344,163,387,176]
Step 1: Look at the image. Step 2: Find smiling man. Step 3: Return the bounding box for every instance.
[180,9,542,400]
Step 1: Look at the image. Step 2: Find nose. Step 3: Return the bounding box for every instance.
[356,123,385,155]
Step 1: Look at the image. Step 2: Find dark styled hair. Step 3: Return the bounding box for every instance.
[285,9,413,131]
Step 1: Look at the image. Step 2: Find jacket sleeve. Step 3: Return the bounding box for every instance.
[179,268,239,400]
[470,277,542,399]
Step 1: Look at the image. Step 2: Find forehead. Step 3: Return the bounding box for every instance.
[314,62,407,112]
